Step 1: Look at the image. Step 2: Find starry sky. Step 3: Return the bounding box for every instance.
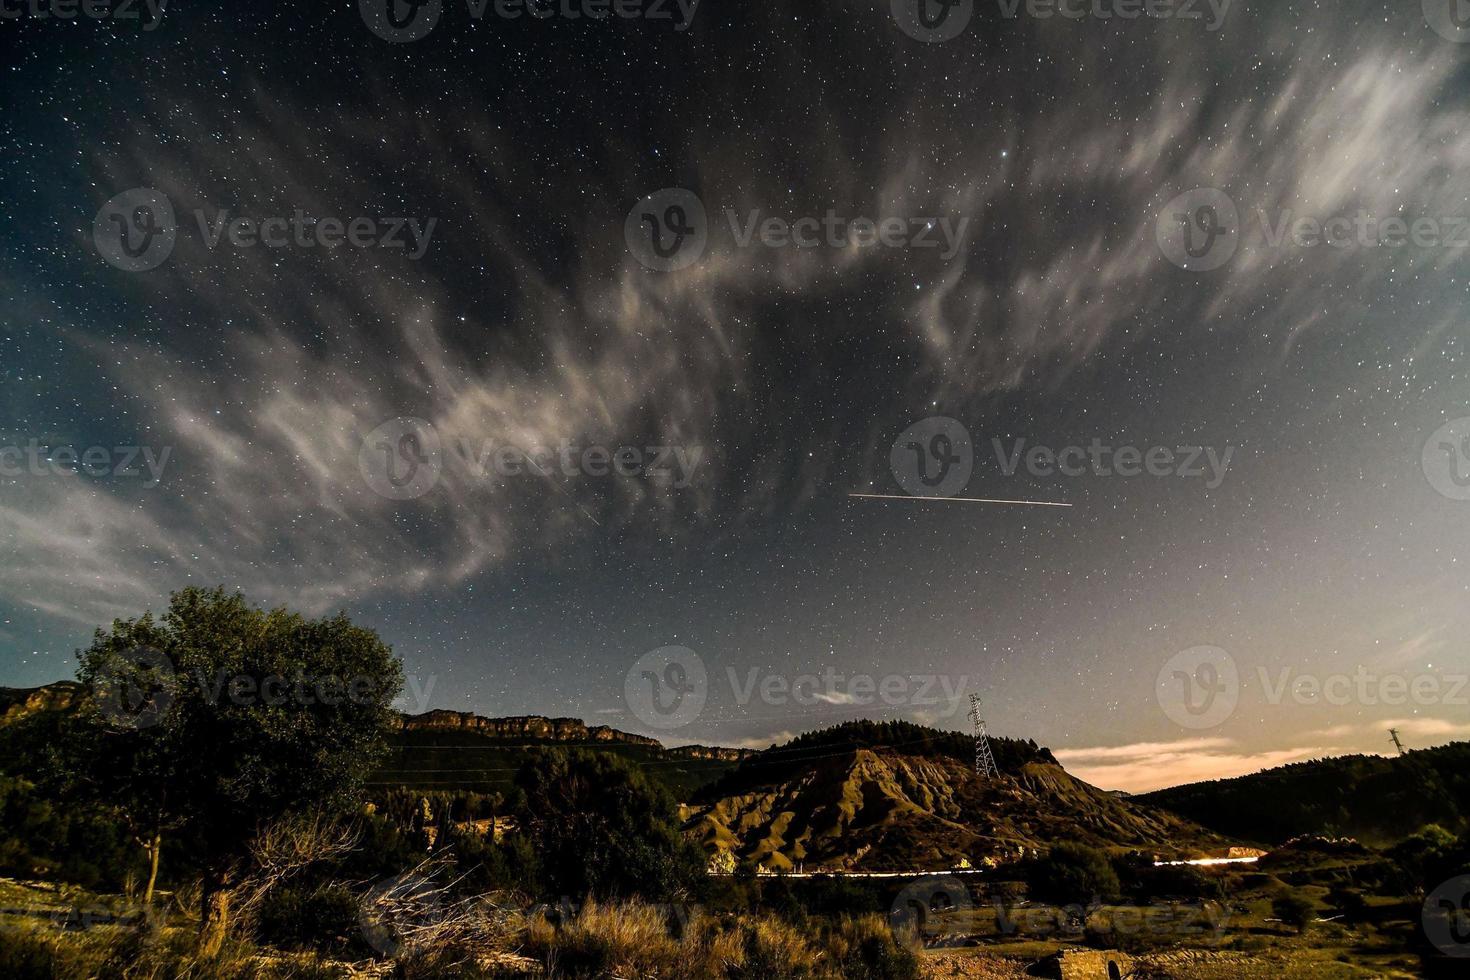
[2,0,1469,793]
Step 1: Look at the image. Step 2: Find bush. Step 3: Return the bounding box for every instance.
[256,883,363,953]
[829,915,920,980]
[1027,843,1123,906]
[524,898,685,978]
[1272,892,1315,933]
[731,916,823,979]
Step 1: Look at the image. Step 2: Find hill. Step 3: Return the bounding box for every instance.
[380,710,751,799]
[0,683,750,802]
[1139,742,1470,846]
[685,720,1233,871]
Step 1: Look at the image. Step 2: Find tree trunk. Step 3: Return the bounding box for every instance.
[143,834,162,913]
[198,875,233,958]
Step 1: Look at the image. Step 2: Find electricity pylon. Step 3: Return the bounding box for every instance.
[1388,728,1406,756]
[969,694,1000,779]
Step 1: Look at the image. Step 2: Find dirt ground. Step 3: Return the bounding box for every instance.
[921,947,1422,979]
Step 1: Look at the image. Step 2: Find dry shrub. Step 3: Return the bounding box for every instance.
[526,897,683,978]
[825,915,920,980]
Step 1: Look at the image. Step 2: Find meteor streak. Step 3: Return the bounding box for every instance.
[847,493,1072,508]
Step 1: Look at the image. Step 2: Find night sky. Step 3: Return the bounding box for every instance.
[3,0,1469,792]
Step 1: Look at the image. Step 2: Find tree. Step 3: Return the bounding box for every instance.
[73,587,403,955]
[514,749,705,902]
[1272,892,1315,933]
[1026,843,1123,907]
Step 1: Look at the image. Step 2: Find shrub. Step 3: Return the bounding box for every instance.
[828,915,920,980]
[730,915,823,979]
[1027,843,1123,906]
[256,883,362,953]
[528,898,683,978]
[1272,892,1315,933]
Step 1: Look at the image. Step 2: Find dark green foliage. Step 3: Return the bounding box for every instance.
[69,587,404,879]
[380,727,736,800]
[515,749,706,902]
[1114,854,1224,904]
[255,883,363,953]
[0,773,140,890]
[1026,843,1123,906]
[1140,744,1470,845]
[1386,825,1470,891]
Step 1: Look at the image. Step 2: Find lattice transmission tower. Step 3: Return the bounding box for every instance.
[968,694,1000,779]
[1388,728,1406,756]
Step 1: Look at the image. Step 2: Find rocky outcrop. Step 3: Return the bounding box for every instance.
[396,710,663,747]
[665,745,756,763]
[0,682,82,723]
